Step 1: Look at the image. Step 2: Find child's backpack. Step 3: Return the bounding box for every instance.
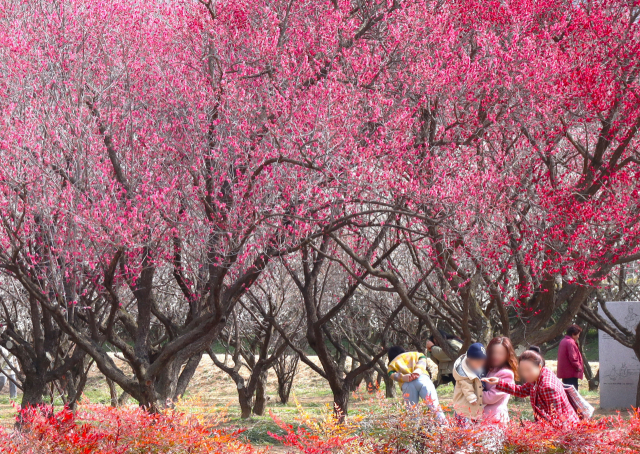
[563,384,594,420]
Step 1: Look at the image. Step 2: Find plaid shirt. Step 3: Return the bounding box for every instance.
[496,367,579,424]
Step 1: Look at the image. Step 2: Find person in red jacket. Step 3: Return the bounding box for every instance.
[556,325,584,390]
[482,347,579,426]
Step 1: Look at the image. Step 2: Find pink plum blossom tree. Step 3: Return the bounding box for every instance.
[0,0,638,412]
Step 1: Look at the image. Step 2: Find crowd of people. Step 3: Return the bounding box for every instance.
[387,324,589,426]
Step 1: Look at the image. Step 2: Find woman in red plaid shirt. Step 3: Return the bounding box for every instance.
[482,347,579,425]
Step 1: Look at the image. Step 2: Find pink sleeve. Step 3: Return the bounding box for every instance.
[483,369,514,405]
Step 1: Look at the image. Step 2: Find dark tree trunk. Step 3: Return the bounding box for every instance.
[253,371,269,416]
[383,373,397,398]
[275,353,298,405]
[277,381,291,404]
[21,375,46,408]
[332,385,350,421]
[62,358,93,410]
[238,386,253,419]
[118,391,130,406]
[66,368,90,410]
[589,369,600,392]
[363,369,376,394]
[210,348,261,419]
[289,240,386,419]
[351,359,362,390]
[138,381,160,413]
[16,374,50,430]
[173,353,203,401]
[577,324,598,390]
[110,353,203,412]
[154,353,202,408]
[154,359,181,408]
[107,378,119,407]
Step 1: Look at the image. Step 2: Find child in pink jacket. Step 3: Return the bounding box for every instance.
[482,337,518,423]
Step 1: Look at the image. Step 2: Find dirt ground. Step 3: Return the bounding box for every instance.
[0,357,618,449]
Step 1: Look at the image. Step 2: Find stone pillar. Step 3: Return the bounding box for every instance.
[599,301,640,410]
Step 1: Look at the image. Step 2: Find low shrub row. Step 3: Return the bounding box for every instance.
[1,399,639,453]
[271,398,640,454]
[0,404,261,454]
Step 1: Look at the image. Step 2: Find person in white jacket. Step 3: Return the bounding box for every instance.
[0,346,18,399]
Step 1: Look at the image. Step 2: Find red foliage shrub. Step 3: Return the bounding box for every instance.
[499,416,631,454]
[269,403,363,453]
[2,400,639,453]
[0,404,261,454]
[268,395,640,454]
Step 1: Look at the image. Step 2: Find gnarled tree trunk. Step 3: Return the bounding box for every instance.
[577,321,598,391]
[21,374,46,408]
[274,351,298,405]
[253,370,269,416]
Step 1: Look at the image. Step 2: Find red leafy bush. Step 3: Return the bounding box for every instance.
[0,404,261,454]
[2,400,640,453]
[499,415,638,454]
[269,401,364,453]
[269,395,640,454]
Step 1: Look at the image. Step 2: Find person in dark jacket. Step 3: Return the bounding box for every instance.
[426,330,463,386]
[556,325,584,390]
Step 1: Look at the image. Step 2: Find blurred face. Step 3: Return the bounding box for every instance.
[519,360,542,383]
[467,357,486,372]
[489,344,508,369]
